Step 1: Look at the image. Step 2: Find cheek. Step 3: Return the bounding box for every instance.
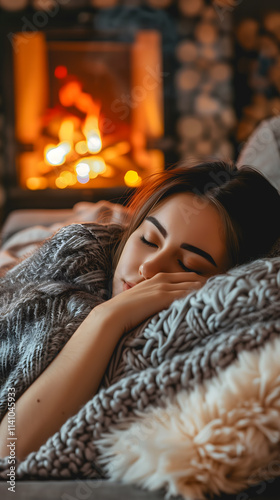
[116,235,141,275]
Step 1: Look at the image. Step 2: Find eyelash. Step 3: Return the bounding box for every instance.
[140,235,158,248]
[177,260,200,274]
[140,236,201,275]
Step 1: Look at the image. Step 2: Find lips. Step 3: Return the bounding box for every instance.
[123,281,135,291]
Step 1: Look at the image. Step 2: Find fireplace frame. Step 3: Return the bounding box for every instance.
[0,5,178,217]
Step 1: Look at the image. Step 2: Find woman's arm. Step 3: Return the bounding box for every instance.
[0,304,121,461]
[0,272,205,461]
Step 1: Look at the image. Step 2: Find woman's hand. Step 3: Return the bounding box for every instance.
[96,272,207,334]
[0,271,206,460]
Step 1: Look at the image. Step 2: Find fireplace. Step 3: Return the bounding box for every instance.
[4,1,272,218]
[0,4,180,214]
[13,30,164,191]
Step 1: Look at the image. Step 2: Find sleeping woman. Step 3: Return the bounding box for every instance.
[0,160,280,461]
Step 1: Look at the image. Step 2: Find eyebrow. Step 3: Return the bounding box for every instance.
[146,216,167,238]
[145,215,217,267]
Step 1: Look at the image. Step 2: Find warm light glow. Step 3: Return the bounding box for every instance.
[45,141,71,166]
[87,131,102,153]
[134,148,164,173]
[74,157,106,179]
[75,140,88,155]
[38,161,52,174]
[55,176,68,189]
[124,170,142,187]
[54,65,67,79]
[77,175,90,184]
[89,171,98,179]
[15,30,165,191]
[75,162,90,177]
[102,147,118,161]
[59,81,82,107]
[83,115,98,135]
[83,115,102,153]
[100,165,115,178]
[91,157,106,173]
[59,119,74,143]
[102,141,131,161]
[26,177,48,190]
[60,171,77,186]
[75,93,95,114]
[116,141,131,155]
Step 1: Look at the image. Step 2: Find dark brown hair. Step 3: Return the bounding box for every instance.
[113,160,280,271]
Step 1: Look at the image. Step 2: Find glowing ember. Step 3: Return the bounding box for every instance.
[60,171,77,186]
[102,141,131,161]
[55,177,68,189]
[14,32,164,191]
[87,131,102,153]
[124,170,142,187]
[59,119,74,143]
[77,175,89,184]
[75,141,88,155]
[59,81,82,107]
[45,142,71,166]
[83,115,102,154]
[75,162,90,177]
[54,65,68,79]
[91,157,106,173]
[26,177,48,190]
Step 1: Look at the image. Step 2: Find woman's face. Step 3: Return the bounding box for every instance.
[112,192,230,296]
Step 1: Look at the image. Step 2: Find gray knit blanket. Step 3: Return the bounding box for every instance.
[1,222,280,500]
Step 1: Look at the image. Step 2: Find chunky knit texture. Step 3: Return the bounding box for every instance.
[1,224,280,500]
[0,222,122,420]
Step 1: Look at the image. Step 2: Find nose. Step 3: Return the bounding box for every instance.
[139,252,174,279]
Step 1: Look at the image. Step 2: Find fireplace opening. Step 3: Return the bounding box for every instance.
[13,30,164,193]
[1,2,237,217]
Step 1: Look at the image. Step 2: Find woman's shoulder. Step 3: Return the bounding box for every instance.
[55,221,123,236]
[52,221,124,251]
[1,222,124,286]
[77,221,124,239]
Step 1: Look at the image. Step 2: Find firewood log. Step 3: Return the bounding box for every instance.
[177,116,205,140]
[194,139,214,156]
[209,62,232,82]
[194,93,221,115]
[146,0,173,8]
[176,68,201,91]
[236,19,259,50]
[0,0,28,9]
[89,0,118,7]
[220,107,237,129]
[176,41,198,63]
[178,0,205,17]
[264,11,280,41]
[195,22,218,45]
[259,35,279,58]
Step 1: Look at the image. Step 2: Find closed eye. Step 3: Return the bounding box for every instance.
[140,235,158,248]
[140,236,202,274]
[178,259,202,275]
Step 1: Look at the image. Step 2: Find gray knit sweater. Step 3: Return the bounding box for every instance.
[0,222,122,421]
[1,221,280,500]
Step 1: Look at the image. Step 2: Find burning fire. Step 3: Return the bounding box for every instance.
[29,73,142,189]
[14,32,165,192]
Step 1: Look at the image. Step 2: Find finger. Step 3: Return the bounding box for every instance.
[146,281,204,294]
[164,283,203,302]
[169,281,203,291]
[152,272,206,283]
